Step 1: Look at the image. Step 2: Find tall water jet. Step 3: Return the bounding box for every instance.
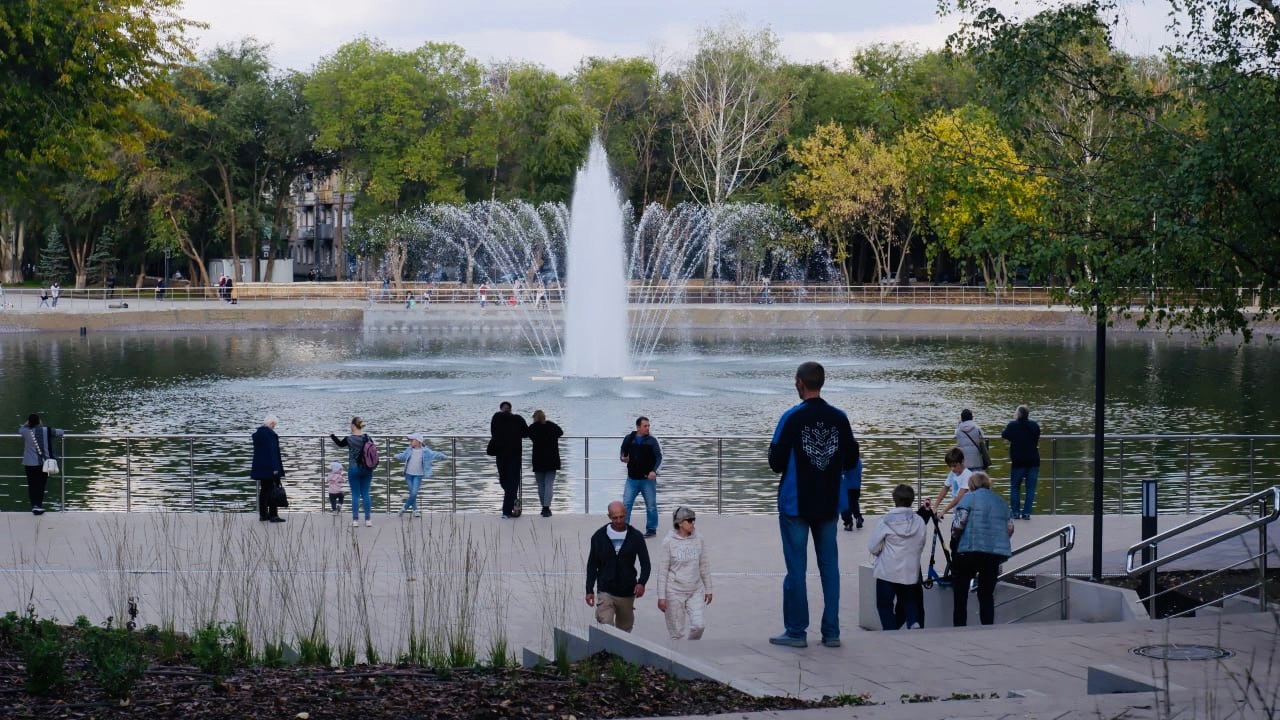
[561,137,630,377]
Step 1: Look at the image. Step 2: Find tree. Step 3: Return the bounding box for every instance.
[943,0,1279,337]
[486,64,595,202]
[899,106,1047,289]
[37,227,70,283]
[0,0,194,282]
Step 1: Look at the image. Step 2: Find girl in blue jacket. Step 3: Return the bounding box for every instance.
[395,433,448,517]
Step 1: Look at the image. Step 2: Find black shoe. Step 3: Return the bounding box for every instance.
[259,517,270,521]
[855,516,864,529]
[269,517,286,523]
[843,521,853,531]
[541,506,551,517]
[644,530,656,538]
[32,507,45,516]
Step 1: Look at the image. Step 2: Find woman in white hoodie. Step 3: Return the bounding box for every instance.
[656,506,713,640]
[868,484,927,630]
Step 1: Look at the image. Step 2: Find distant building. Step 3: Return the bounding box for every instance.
[288,170,355,280]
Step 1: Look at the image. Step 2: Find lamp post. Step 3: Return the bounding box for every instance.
[163,248,170,284]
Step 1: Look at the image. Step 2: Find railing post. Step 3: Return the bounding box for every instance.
[584,437,590,514]
[1051,438,1058,515]
[915,439,924,501]
[449,438,458,512]
[1185,439,1192,513]
[320,439,326,510]
[189,438,195,510]
[1249,438,1255,494]
[385,437,392,513]
[60,435,67,512]
[125,438,132,512]
[1260,498,1268,612]
[1118,439,1125,515]
[1059,531,1068,620]
[716,438,723,514]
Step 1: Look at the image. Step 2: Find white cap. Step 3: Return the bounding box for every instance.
[406,432,424,442]
[329,461,342,471]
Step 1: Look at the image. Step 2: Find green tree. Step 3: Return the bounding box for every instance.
[487,63,595,202]
[37,227,70,283]
[0,0,194,283]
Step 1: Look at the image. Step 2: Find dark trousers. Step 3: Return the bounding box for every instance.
[840,488,863,525]
[951,551,1003,626]
[256,479,280,520]
[24,465,48,509]
[876,578,921,630]
[496,454,521,515]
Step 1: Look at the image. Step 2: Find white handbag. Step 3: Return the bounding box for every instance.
[42,458,59,474]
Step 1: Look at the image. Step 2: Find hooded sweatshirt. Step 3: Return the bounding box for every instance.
[954,419,987,470]
[868,507,927,585]
[656,529,713,599]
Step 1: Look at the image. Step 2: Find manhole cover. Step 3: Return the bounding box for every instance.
[1131,644,1234,661]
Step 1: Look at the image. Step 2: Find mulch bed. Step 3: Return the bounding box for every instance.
[1,651,860,719]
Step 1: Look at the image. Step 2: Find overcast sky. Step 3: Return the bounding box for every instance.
[176,0,1175,74]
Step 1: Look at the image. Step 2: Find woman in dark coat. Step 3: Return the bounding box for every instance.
[19,413,63,515]
[251,415,286,522]
[527,409,563,517]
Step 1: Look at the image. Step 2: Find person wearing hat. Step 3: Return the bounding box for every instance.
[394,432,448,517]
[656,506,714,640]
[325,461,346,513]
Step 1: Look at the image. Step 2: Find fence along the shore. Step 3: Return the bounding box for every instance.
[1,433,1277,516]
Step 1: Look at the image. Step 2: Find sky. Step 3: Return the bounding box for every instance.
[175,0,1177,74]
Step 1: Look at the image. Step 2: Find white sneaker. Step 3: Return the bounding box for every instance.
[365,520,373,527]
[351,521,358,527]
[398,507,405,517]
[413,511,421,518]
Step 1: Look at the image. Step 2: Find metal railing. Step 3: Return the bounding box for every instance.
[995,525,1076,622]
[2,433,1278,515]
[1,282,1271,311]
[1125,486,1279,618]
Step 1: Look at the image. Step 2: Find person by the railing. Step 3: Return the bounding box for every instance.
[331,417,375,527]
[106,273,116,299]
[50,282,60,308]
[620,415,663,537]
[325,461,345,513]
[767,360,861,649]
[955,408,989,472]
[528,409,563,517]
[1002,405,1042,520]
[19,413,63,515]
[394,432,447,517]
[251,415,286,523]
[489,401,528,518]
[949,471,1014,626]
[868,484,927,630]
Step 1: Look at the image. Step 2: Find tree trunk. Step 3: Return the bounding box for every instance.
[0,205,25,283]
[217,161,240,282]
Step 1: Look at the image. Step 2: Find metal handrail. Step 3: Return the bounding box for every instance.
[1125,486,1279,617]
[995,524,1076,622]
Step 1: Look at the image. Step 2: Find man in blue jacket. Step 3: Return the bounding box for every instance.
[767,361,860,648]
[620,416,663,537]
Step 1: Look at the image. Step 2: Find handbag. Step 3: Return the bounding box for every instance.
[42,459,59,475]
[269,484,289,508]
[37,426,59,474]
[961,428,992,469]
[485,438,498,457]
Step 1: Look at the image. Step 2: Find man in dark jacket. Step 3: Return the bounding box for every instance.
[490,401,529,518]
[585,501,651,632]
[620,416,663,537]
[1001,404,1042,519]
[767,361,859,648]
[251,415,286,522]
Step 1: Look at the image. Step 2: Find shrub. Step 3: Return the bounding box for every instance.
[81,627,148,700]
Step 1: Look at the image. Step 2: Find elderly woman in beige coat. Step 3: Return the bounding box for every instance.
[656,506,714,640]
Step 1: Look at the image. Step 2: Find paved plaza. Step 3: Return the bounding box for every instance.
[2,509,1276,717]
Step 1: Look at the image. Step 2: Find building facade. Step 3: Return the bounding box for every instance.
[288,170,355,280]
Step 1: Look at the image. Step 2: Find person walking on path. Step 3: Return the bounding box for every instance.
[954,408,988,472]
[394,432,447,517]
[489,401,528,518]
[585,501,651,633]
[19,414,63,515]
[657,506,713,640]
[331,417,376,527]
[868,484,926,630]
[620,416,663,537]
[251,415,286,523]
[840,458,864,531]
[50,282,60,308]
[767,361,861,649]
[950,471,1014,626]
[527,409,563,517]
[326,461,346,513]
[1002,404,1042,519]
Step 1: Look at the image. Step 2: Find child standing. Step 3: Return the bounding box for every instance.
[326,461,345,513]
[656,506,713,640]
[868,484,927,630]
[394,432,448,517]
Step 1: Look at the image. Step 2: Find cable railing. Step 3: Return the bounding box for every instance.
[0,282,1271,310]
[1125,486,1279,618]
[1,433,1277,516]
[995,525,1076,622]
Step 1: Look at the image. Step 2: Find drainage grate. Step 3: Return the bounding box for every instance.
[1131,644,1234,661]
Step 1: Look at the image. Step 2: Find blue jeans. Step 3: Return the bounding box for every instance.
[876,579,920,630]
[348,465,373,520]
[403,474,423,511]
[622,477,657,533]
[1010,466,1040,517]
[778,513,839,640]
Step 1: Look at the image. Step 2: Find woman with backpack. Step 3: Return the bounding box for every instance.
[331,417,377,527]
